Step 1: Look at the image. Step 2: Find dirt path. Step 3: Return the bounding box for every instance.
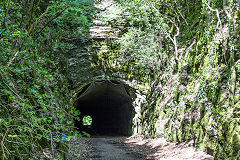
[88,137,143,160]
[68,136,143,160]
[68,135,214,160]
[116,135,214,160]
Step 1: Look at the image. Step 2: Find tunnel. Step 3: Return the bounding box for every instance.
[74,80,134,136]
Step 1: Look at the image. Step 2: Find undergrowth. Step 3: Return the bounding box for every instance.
[0,0,95,159]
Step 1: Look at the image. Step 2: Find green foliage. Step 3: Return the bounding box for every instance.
[2,0,238,159]
[0,0,95,159]
[82,115,92,126]
[96,0,240,159]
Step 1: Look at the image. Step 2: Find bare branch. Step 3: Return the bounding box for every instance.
[28,7,50,35]
[184,39,196,60]
[166,24,180,62]
[1,128,10,159]
[35,6,69,37]
[7,51,19,67]
[203,0,222,29]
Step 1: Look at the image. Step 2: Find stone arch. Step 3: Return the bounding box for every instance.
[74,79,135,136]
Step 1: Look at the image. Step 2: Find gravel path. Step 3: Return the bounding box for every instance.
[88,137,143,160]
[68,136,143,160]
[68,135,214,160]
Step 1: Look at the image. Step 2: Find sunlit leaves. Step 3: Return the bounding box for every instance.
[0,0,95,159]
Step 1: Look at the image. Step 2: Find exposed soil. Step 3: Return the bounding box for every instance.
[68,135,214,160]
[68,136,143,160]
[88,137,143,160]
[111,135,214,160]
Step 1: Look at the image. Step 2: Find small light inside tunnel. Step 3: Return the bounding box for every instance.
[75,80,135,136]
[82,115,92,126]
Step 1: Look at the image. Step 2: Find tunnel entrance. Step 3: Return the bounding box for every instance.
[75,80,134,136]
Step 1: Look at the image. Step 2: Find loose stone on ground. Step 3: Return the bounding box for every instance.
[69,135,214,160]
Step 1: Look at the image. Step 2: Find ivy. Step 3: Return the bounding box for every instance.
[95,0,240,159]
[0,0,95,159]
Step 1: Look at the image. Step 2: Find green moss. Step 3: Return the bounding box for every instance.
[164,120,172,140]
[95,1,240,159]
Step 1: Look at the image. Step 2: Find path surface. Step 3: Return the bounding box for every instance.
[69,0,215,159]
[88,137,143,160]
[68,135,214,160]
[68,136,143,160]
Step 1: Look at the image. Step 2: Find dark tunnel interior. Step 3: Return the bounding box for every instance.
[75,80,134,136]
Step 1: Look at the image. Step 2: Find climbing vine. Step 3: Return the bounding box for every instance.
[0,0,95,159]
[94,0,240,159]
[1,0,240,159]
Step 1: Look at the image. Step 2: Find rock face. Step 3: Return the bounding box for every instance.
[157,60,240,159]
[68,0,138,137]
[68,0,240,159]
[66,0,122,88]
